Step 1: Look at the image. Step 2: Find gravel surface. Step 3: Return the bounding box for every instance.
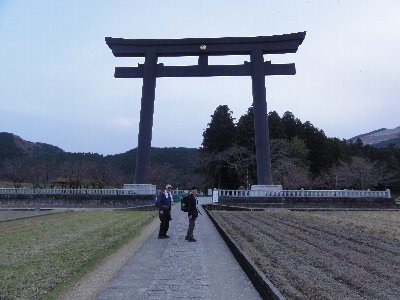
[211,210,400,300]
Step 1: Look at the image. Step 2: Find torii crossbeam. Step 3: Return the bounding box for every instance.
[106,32,306,185]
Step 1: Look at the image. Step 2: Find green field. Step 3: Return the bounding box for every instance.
[0,210,157,300]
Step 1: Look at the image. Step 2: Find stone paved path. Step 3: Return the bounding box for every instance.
[96,202,261,300]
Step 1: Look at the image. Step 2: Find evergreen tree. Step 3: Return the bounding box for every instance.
[268,111,285,139]
[202,105,235,152]
[326,138,350,165]
[281,111,303,138]
[235,107,255,151]
[200,105,237,188]
[300,121,330,174]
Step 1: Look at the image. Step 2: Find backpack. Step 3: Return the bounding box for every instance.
[154,192,163,208]
[180,195,190,212]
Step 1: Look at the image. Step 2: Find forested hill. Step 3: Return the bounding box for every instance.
[2,112,399,192]
[0,132,63,160]
[0,132,197,164]
[106,147,198,176]
[348,126,400,148]
[0,132,198,188]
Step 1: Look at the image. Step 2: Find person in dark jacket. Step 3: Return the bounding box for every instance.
[185,186,198,242]
[158,184,173,239]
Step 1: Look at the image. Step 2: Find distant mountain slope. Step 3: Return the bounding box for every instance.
[373,138,400,148]
[348,126,400,148]
[0,133,198,177]
[106,147,198,176]
[0,132,64,161]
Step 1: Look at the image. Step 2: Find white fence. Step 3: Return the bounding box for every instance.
[0,188,156,196]
[216,189,392,199]
[0,188,392,199]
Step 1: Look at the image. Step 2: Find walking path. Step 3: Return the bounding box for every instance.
[95,199,261,299]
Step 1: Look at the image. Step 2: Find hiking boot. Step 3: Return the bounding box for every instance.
[164,235,170,238]
[158,235,167,239]
[187,238,197,242]
[185,236,189,240]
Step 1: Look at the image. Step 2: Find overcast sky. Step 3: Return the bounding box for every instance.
[1,1,399,155]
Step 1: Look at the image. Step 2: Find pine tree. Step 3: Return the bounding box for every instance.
[268,111,285,139]
[281,111,303,138]
[235,107,255,151]
[202,105,235,152]
[200,105,237,188]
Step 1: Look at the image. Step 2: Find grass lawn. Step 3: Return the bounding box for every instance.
[0,210,157,300]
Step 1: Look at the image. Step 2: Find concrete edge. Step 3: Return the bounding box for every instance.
[289,208,400,212]
[203,205,285,300]
[202,204,264,211]
[114,204,157,211]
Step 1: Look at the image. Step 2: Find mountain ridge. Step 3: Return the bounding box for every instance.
[348,126,400,148]
[0,132,199,188]
[0,132,64,160]
[3,126,399,161]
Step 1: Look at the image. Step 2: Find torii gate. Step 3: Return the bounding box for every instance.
[105,32,306,185]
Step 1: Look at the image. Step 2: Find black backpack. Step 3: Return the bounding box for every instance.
[154,191,164,208]
[180,195,189,212]
[154,194,161,208]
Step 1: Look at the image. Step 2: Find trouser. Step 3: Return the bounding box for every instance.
[186,216,196,238]
[158,210,170,236]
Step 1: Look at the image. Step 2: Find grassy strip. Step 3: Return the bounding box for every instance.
[0,210,157,300]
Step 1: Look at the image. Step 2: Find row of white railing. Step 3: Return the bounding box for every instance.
[0,188,156,196]
[216,189,392,198]
[0,188,392,199]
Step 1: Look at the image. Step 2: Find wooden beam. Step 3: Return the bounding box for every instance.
[114,62,296,78]
[105,32,306,57]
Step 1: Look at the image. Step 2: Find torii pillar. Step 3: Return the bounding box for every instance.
[135,53,157,184]
[106,32,306,185]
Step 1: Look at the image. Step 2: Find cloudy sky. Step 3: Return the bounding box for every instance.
[1,1,399,155]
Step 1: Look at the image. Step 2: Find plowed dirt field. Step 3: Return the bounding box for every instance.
[210,210,400,300]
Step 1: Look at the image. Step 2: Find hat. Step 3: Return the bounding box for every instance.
[191,186,198,190]
[166,184,172,189]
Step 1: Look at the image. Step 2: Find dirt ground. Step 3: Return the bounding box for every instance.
[211,210,400,300]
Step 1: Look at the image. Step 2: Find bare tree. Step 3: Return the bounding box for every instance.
[1,158,30,188]
[270,137,312,189]
[197,150,230,188]
[224,146,256,189]
[57,160,88,188]
[29,161,53,188]
[148,163,180,189]
[317,156,396,190]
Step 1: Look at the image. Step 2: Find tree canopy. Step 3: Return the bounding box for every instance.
[202,105,236,152]
[1,107,399,194]
[198,106,400,192]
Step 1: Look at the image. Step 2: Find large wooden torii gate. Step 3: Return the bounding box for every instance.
[106,32,306,185]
